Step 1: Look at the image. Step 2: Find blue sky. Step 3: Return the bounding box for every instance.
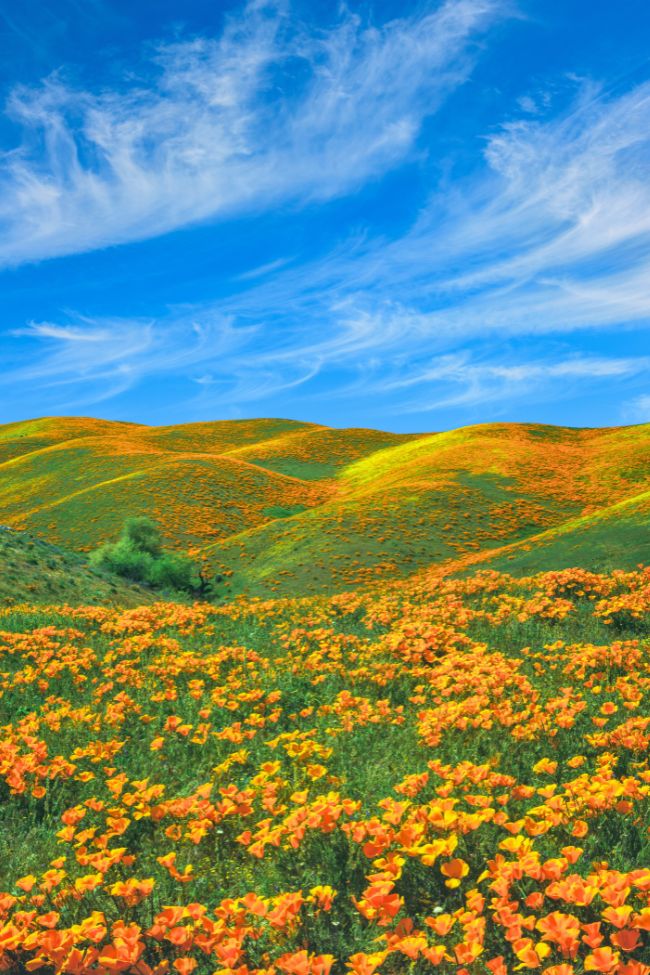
[1,0,649,431]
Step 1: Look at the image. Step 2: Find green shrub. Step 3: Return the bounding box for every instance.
[90,538,154,582]
[90,517,200,594]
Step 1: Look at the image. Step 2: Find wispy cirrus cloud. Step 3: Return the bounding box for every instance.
[7,313,256,408]
[0,0,502,266]
[376,353,650,413]
[5,302,648,420]
[268,76,650,339]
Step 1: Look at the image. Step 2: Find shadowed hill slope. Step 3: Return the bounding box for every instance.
[0,528,154,606]
[1,417,649,597]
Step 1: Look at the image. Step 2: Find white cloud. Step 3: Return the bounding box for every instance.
[6,313,254,402]
[4,18,650,421]
[339,349,650,413]
[205,75,650,393]
[148,74,650,398]
[516,94,538,114]
[409,80,650,329]
[0,0,502,266]
[15,318,153,375]
[236,257,293,281]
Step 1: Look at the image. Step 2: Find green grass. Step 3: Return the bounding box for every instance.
[469,490,650,577]
[0,529,155,606]
[249,458,340,480]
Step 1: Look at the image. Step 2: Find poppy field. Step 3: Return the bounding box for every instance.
[1,564,650,974]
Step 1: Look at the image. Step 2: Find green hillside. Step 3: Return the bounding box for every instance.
[204,421,650,596]
[0,528,154,606]
[472,488,650,577]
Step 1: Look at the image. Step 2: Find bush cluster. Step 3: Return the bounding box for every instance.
[90,516,201,594]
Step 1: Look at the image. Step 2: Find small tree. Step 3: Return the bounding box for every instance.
[90,517,201,594]
[149,551,197,591]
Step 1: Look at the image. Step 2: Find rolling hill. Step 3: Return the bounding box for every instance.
[0,415,649,598]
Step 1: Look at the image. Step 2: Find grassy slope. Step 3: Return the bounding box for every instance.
[205,422,650,596]
[228,426,421,479]
[1,417,649,599]
[0,421,335,551]
[0,440,332,551]
[464,488,650,576]
[0,529,154,606]
[0,418,414,556]
[0,416,143,464]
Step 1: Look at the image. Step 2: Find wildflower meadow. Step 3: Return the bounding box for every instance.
[1,565,649,974]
